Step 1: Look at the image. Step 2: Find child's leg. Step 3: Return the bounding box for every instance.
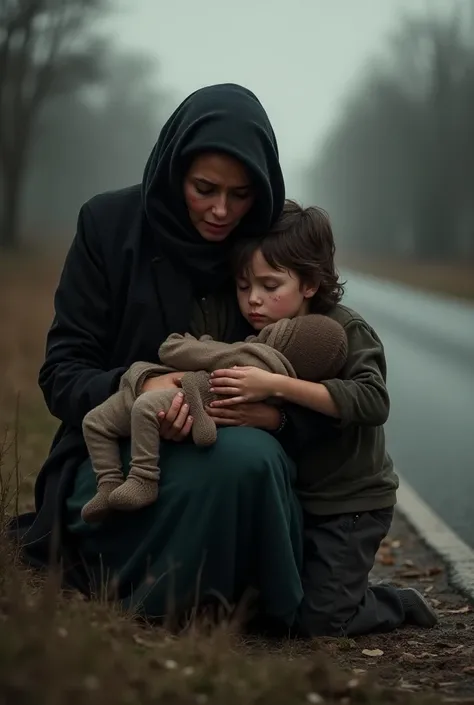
[181,371,217,446]
[109,388,176,511]
[297,508,437,637]
[81,391,131,523]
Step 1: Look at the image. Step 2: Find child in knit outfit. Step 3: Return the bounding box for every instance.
[80,224,349,523]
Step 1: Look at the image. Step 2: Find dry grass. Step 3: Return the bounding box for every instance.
[0,251,468,704]
[339,256,474,303]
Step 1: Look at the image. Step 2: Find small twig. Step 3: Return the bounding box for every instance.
[14,392,21,519]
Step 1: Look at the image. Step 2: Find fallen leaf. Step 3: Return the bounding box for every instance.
[403,559,414,567]
[398,680,421,692]
[424,585,434,594]
[352,668,367,675]
[397,565,443,580]
[164,659,178,670]
[447,645,465,654]
[463,666,474,674]
[362,648,384,657]
[400,652,419,663]
[132,634,155,648]
[445,605,470,614]
[377,554,395,566]
[398,570,423,579]
[391,540,401,549]
[427,566,443,576]
[430,598,442,608]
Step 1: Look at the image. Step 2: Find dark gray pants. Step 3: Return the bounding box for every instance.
[298,507,405,637]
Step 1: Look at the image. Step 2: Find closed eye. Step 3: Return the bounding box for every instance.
[195,183,214,196]
[233,190,252,200]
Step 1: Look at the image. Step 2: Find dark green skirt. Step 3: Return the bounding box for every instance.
[65,427,303,626]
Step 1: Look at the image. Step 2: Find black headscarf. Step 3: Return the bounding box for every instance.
[141,83,285,293]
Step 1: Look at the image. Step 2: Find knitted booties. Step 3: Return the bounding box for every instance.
[81,479,123,524]
[108,467,159,511]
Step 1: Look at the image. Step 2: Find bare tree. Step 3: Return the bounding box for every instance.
[23,50,173,236]
[0,0,106,249]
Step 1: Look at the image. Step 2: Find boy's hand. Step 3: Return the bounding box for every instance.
[209,366,277,406]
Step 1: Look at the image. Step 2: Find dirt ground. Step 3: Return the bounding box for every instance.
[338,257,474,303]
[329,511,474,699]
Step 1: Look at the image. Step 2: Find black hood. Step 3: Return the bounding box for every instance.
[141,83,285,291]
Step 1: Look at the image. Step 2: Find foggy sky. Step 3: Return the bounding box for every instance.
[107,0,431,194]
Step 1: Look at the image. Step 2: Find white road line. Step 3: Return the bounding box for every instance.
[396,474,474,600]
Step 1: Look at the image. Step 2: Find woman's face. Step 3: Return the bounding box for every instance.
[183,153,255,242]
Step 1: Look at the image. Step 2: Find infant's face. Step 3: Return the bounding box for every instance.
[236,249,317,330]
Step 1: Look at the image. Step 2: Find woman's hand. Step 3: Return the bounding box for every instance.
[143,373,193,442]
[205,401,281,431]
[209,366,277,406]
[158,392,194,441]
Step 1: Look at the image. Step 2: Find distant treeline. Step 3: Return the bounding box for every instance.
[308,2,474,262]
[0,0,173,248]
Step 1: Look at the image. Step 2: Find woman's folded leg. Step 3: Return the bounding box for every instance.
[65,427,303,626]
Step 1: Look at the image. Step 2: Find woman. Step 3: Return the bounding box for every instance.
[13,83,331,628]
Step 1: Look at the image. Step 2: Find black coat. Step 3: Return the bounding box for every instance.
[11,185,334,589]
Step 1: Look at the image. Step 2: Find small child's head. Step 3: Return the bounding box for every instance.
[233,200,344,330]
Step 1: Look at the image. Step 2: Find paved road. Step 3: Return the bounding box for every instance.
[343,271,474,548]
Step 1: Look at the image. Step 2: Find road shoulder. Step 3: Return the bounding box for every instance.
[322,484,474,700]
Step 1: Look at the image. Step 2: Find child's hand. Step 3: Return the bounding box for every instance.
[209,366,276,406]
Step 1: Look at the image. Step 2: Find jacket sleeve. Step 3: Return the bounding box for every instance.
[320,319,390,427]
[38,203,127,428]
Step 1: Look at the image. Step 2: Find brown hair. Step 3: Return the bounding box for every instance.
[233,199,345,313]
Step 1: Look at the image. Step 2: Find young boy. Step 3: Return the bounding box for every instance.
[208,199,438,636]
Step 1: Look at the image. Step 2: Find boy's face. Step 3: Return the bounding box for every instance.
[236,249,317,330]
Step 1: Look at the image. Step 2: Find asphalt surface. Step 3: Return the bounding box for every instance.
[343,271,474,548]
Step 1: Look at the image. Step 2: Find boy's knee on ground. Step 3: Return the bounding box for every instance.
[298,606,343,637]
